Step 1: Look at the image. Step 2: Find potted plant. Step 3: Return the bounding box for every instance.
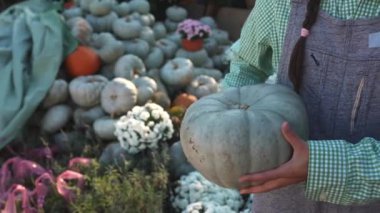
[176,18,211,51]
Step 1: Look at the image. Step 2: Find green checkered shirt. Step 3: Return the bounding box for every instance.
[222,0,380,205]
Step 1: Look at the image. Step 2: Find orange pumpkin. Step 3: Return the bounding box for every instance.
[172,93,198,109]
[64,46,101,77]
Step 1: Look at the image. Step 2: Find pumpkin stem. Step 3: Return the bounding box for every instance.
[239,104,249,110]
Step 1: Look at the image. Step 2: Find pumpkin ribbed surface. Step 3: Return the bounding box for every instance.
[180,84,309,189]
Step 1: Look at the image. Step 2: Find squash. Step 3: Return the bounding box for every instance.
[64,46,101,77]
[138,13,155,26]
[69,75,108,107]
[124,39,150,59]
[91,33,124,64]
[169,141,195,180]
[100,77,138,116]
[73,106,106,127]
[41,105,72,134]
[164,19,179,32]
[99,62,115,79]
[192,68,223,81]
[152,22,167,40]
[86,12,118,33]
[172,93,197,109]
[52,131,86,154]
[42,79,69,108]
[113,2,131,16]
[186,75,219,98]
[133,76,158,105]
[99,142,134,167]
[151,91,171,110]
[166,32,182,46]
[114,54,146,80]
[210,29,231,45]
[66,17,93,45]
[203,37,218,56]
[201,58,214,68]
[165,6,188,22]
[139,26,156,46]
[62,7,83,20]
[144,47,165,70]
[112,17,142,40]
[93,116,117,140]
[212,54,228,70]
[88,0,114,16]
[175,48,209,67]
[129,0,150,14]
[156,38,178,59]
[160,58,193,87]
[199,16,217,29]
[180,83,309,188]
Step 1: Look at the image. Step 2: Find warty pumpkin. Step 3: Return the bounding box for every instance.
[180,83,309,189]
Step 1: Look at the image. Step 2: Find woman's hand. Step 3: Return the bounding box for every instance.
[239,122,309,194]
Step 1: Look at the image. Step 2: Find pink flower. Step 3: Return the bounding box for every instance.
[177,19,211,40]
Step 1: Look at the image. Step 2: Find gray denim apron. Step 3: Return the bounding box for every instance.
[252,0,380,212]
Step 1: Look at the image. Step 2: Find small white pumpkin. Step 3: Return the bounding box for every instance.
[152,22,167,40]
[164,19,179,32]
[139,26,155,46]
[77,0,93,11]
[212,54,228,70]
[201,58,214,68]
[175,48,209,67]
[166,32,182,46]
[211,29,231,45]
[41,105,72,134]
[160,58,194,87]
[42,79,69,108]
[66,17,93,45]
[124,39,150,59]
[62,7,83,20]
[145,69,169,95]
[199,16,218,29]
[93,116,117,140]
[193,68,223,81]
[69,75,109,108]
[113,2,131,16]
[165,5,188,22]
[73,106,106,127]
[89,0,114,16]
[129,0,150,14]
[112,17,142,40]
[114,54,146,80]
[99,62,115,79]
[100,77,138,116]
[133,76,158,105]
[86,12,118,32]
[144,47,165,70]
[186,75,219,98]
[139,13,155,26]
[156,38,178,59]
[91,33,124,63]
[203,37,218,56]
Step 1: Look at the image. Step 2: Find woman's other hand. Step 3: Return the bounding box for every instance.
[239,122,309,194]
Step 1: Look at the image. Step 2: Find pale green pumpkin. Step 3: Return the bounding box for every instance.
[165,6,188,22]
[180,84,309,189]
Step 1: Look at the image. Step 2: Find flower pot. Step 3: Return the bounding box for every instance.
[181,39,204,52]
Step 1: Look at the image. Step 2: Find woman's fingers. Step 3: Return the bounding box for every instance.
[240,177,305,194]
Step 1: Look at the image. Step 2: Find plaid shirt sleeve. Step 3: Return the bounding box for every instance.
[306,137,380,205]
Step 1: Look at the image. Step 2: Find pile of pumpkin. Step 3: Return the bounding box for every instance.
[0,0,257,212]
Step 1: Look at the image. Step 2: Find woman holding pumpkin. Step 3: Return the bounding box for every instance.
[222,0,380,212]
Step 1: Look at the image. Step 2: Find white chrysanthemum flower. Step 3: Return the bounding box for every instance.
[114,102,174,154]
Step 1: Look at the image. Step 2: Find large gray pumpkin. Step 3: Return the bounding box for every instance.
[180,84,309,189]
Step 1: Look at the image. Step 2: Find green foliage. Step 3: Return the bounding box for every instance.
[44,146,170,213]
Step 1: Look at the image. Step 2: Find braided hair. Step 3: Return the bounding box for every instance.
[288,0,322,93]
